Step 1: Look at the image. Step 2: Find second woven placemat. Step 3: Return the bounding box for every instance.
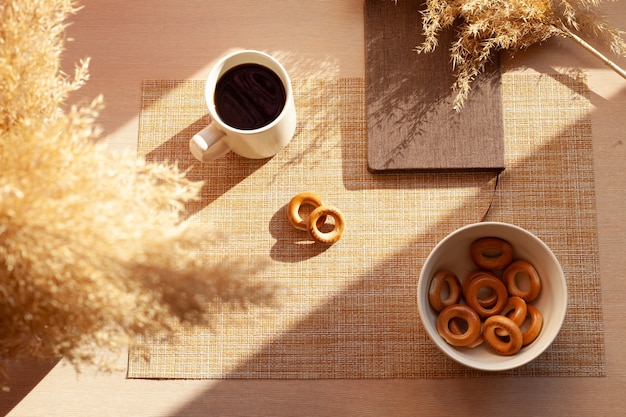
[128,74,604,379]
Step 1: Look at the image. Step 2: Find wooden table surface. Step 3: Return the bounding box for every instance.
[3,1,625,416]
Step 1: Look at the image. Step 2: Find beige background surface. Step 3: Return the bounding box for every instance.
[2,0,625,415]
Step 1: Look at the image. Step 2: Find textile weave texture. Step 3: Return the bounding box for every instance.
[128,74,604,378]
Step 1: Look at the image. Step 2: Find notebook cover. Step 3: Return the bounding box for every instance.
[365,0,505,172]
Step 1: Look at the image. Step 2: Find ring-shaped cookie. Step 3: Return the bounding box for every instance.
[521,304,543,346]
[428,270,462,312]
[483,315,524,356]
[307,205,345,244]
[286,192,325,231]
[462,270,500,309]
[503,260,542,303]
[449,317,484,348]
[470,237,514,270]
[496,296,527,337]
[436,304,482,347]
[464,274,508,319]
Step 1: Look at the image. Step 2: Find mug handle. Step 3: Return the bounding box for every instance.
[189,123,231,162]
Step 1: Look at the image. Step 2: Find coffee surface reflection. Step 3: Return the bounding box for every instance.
[214,63,286,130]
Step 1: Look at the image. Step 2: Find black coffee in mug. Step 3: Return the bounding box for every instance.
[214,63,286,130]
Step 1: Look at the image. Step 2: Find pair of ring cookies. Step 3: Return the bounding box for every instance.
[287,192,345,244]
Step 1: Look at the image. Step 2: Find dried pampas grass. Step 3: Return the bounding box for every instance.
[408,0,626,110]
[0,0,273,374]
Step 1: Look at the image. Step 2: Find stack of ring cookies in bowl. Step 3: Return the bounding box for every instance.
[418,222,568,371]
[432,238,542,356]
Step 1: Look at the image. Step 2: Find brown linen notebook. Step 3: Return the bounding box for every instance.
[128,74,604,379]
[365,0,505,172]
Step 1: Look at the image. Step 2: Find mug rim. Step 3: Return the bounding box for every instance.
[204,49,293,134]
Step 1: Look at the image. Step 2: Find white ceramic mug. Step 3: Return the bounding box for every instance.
[189,50,297,162]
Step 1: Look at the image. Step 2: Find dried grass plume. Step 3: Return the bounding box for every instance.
[0,0,273,375]
[408,0,626,110]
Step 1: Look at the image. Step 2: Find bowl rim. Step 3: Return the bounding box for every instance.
[417,221,568,371]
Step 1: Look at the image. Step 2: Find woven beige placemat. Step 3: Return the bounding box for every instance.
[128,74,604,379]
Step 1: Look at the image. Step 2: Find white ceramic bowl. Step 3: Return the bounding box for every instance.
[418,222,567,371]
